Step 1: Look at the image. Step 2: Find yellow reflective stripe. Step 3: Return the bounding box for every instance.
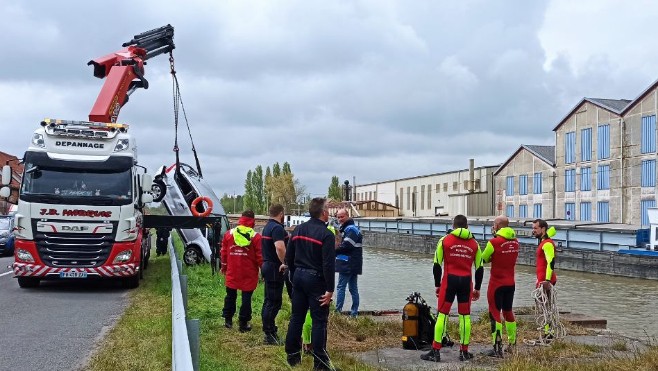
[474,243,483,269]
[543,241,555,280]
[482,241,494,263]
[434,236,445,264]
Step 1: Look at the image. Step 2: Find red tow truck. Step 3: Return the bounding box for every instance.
[0,26,175,288]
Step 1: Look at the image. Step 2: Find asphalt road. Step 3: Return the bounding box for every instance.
[0,254,130,371]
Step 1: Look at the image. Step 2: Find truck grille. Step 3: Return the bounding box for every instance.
[35,232,114,268]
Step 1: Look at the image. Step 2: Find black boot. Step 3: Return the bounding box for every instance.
[459,350,474,361]
[441,336,454,347]
[239,320,252,332]
[484,347,503,358]
[263,332,279,345]
[287,353,301,367]
[420,348,441,362]
[224,318,233,329]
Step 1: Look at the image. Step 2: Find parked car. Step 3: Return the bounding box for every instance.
[151,163,229,265]
[0,216,14,256]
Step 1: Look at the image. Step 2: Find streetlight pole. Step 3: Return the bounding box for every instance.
[233,192,236,214]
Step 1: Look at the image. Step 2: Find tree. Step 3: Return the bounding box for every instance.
[264,166,272,210]
[243,170,256,211]
[241,161,307,215]
[220,193,243,214]
[327,176,342,201]
[252,165,265,214]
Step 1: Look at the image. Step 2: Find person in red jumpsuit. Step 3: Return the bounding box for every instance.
[482,216,519,357]
[421,214,483,363]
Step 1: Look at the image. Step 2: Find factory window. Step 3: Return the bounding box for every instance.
[581,128,592,162]
[642,159,656,187]
[597,124,610,159]
[580,167,591,191]
[641,115,656,153]
[565,131,576,164]
[597,165,610,190]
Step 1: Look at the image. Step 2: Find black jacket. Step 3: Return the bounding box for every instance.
[285,218,336,292]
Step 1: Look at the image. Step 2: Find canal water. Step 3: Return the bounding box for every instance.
[354,247,658,339]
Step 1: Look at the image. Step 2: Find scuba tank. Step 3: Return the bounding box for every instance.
[402,292,436,350]
[402,292,453,350]
[402,297,420,349]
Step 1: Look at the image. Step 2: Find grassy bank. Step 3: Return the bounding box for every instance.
[180,246,399,370]
[86,248,172,370]
[85,233,658,370]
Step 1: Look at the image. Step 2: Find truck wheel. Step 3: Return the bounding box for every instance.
[143,248,150,270]
[151,180,166,202]
[183,245,202,266]
[123,274,140,289]
[17,277,40,288]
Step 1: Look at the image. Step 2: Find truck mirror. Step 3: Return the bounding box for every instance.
[1,165,10,186]
[142,193,154,204]
[0,186,10,198]
[141,173,153,192]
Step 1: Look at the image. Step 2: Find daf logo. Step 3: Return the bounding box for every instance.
[62,226,89,232]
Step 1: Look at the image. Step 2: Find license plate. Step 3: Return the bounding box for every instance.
[59,271,88,278]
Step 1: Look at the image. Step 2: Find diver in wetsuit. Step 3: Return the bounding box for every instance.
[421,214,483,363]
[482,216,519,357]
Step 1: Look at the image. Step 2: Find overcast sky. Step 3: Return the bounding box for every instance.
[2,0,658,198]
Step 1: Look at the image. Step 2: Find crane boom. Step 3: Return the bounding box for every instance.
[87,25,175,122]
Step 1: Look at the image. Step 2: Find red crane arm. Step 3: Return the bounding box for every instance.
[87,25,174,123]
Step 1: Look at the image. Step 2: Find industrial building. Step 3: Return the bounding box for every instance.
[494,145,556,219]
[355,160,498,217]
[494,78,658,226]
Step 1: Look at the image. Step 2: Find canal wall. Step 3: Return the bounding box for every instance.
[362,231,658,280]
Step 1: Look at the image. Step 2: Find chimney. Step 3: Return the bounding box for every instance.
[468,158,475,193]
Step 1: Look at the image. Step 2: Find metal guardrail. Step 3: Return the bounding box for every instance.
[354,218,639,251]
[169,238,199,371]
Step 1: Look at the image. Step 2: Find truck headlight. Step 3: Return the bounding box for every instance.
[114,139,130,152]
[112,250,132,263]
[16,249,35,263]
[32,133,45,148]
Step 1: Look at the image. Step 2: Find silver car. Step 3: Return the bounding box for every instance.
[152,163,229,265]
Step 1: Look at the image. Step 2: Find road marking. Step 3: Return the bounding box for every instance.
[0,271,13,277]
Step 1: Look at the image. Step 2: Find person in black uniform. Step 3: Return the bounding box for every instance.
[285,198,336,370]
[156,227,171,256]
[261,204,291,345]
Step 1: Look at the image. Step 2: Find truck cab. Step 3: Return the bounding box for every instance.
[4,119,153,288]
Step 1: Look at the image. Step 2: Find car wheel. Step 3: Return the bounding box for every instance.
[17,277,40,288]
[183,245,202,266]
[151,179,166,202]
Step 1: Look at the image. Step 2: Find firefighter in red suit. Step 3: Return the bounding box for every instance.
[421,214,483,363]
[482,216,519,357]
[221,210,263,332]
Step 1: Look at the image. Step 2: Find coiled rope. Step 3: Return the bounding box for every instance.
[524,285,567,346]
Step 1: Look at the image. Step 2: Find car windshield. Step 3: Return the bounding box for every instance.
[20,163,132,205]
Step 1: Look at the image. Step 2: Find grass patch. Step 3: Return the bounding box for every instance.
[173,231,396,371]
[86,248,172,371]
[86,233,658,371]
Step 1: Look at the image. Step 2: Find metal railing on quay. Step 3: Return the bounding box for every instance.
[169,237,199,371]
[354,218,639,251]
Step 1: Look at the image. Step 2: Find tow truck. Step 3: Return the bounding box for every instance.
[0,26,176,288]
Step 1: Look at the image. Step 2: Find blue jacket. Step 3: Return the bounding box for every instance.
[335,219,363,275]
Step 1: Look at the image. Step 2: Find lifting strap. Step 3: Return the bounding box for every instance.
[169,52,203,178]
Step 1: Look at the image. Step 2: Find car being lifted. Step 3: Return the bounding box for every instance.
[151,163,229,265]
